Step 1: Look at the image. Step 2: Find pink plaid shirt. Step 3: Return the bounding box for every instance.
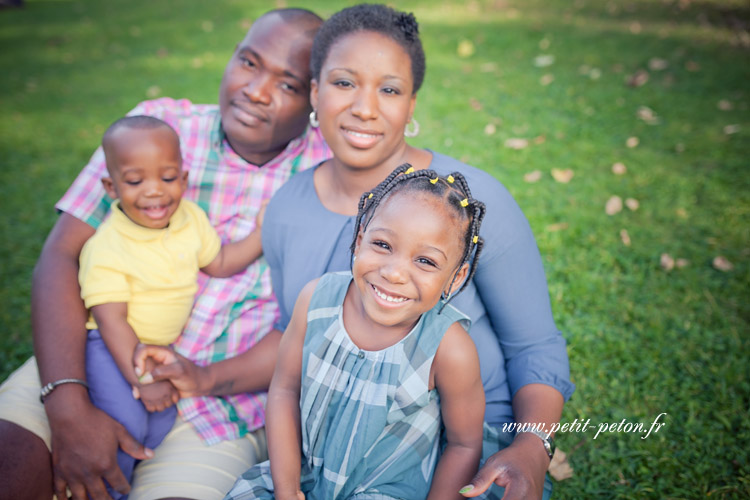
[57,98,330,444]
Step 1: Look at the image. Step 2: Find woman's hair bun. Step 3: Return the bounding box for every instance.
[396,12,419,41]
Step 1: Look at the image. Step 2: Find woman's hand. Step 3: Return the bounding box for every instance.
[133,344,212,399]
[460,434,549,499]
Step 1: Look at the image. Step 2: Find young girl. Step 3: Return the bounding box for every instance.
[225,165,487,500]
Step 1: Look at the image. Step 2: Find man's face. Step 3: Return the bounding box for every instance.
[219,13,315,165]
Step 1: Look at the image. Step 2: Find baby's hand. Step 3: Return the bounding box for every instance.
[136,380,179,412]
[255,200,269,231]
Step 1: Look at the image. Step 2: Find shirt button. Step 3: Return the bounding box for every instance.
[357,351,365,359]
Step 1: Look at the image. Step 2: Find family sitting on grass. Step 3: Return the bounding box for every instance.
[0,4,573,500]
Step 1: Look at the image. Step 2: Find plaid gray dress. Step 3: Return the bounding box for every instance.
[224,271,469,500]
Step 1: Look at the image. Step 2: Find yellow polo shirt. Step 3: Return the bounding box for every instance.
[79,199,221,345]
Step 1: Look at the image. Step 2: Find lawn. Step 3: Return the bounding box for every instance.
[0,0,748,498]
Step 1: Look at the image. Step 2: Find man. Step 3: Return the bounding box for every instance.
[0,8,329,500]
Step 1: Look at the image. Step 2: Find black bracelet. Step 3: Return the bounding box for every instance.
[39,378,89,403]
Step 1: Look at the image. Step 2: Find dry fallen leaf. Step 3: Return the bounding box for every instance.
[146,85,161,98]
[546,222,569,232]
[469,98,482,111]
[551,168,574,183]
[620,229,631,246]
[505,138,529,150]
[625,198,640,211]
[685,60,701,72]
[627,69,649,87]
[612,162,627,175]
[457,39,476,58]
[676,258,689,268]
[676,208,688,218]
[712,256,733,272]
[660,253,675,271]
[533,135,546,145]
[629,21,642,34]
[484,123,497,135]
[480,62,498,73]
[524,170,542,183]
[626,136,639,148]
[548,449,574,481]
[534,54,555,67]
[637,106,660,124]
[717,99,733,111]
[724,124,741,135]
[605,195,623,215]
[648,57,669,71]
[540,73,555,86]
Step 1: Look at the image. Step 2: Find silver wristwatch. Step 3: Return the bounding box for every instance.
[516,428,555,460]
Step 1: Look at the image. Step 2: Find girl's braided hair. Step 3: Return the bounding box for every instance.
[350,164,486,310]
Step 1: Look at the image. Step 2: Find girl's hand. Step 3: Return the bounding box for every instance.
[460,435,548,499]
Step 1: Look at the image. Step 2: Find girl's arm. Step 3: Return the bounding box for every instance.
[266,279,318,500]
[428,322,485,500]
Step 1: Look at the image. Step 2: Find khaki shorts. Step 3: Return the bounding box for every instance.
[0,357,268,500]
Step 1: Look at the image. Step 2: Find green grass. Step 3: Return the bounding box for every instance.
[1,0,748,498]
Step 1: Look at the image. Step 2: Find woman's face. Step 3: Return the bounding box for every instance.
[311,31,417,171]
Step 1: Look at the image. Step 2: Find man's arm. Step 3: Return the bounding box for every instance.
[134,328,282,398]
[32,213,151,500]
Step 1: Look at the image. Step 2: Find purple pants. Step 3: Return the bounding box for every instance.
[86,330,177,500]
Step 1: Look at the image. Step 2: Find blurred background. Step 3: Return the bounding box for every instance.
[0,0,747,497]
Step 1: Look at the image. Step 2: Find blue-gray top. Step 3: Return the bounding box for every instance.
[263,151,574,426]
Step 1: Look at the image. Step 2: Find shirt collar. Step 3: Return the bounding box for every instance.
[109,199,189,241]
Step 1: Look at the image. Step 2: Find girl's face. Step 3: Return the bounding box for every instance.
[311,31,416,171]
[352,191,468,331]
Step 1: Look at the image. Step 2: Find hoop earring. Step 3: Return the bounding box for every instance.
[404,118,419,138]
[309,110,319,128]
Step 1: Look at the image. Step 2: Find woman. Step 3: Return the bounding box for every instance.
[138,5,573,498]
[262,5,573,499]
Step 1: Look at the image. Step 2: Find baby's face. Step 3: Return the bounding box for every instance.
[104,126,186,229]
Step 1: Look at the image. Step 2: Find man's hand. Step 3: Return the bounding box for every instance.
[460,434,548,500]
[46,389,153,500]
[133,343,209,399]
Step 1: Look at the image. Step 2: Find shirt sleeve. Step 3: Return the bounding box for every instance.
[263,191,291,332]
[472,173,575,401]
[189,201,222,268]
[79,237,131,308]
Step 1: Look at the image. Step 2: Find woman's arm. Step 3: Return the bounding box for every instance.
[461,384,562,499]
[428,323,485,500]
[267,280,316,500]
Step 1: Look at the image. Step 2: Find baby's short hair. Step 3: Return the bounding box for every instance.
[102,115,180,175]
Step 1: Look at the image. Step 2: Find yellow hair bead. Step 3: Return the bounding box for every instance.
[473,235,479,244]
[368,193,373,199]
[405,166,415,174]
[447,175,455,183]
[460,198,469,207]
[430,177,439,184]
